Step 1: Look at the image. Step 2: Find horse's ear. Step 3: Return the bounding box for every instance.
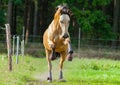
[55,5,63,12]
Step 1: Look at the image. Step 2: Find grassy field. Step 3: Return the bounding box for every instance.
[0,54,120,85]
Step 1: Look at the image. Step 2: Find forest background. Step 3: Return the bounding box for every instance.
[0,0,120,46]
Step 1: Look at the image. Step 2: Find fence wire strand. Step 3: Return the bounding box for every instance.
[0,34,120,59]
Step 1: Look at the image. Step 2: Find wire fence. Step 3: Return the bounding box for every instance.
[0,34,120,59]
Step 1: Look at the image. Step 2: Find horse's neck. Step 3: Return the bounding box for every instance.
[52,20,62,34]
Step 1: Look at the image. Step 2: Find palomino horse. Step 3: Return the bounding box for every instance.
[43,5,73,82]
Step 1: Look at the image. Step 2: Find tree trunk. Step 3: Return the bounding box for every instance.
[24,0,34,43]
[38,0,48,41]
[33,1,38,37]
[29,1,34,36]
[7,0,17,35]
[24,0,28,43]
[24,0,29,44]
[118,0,120,45]
[37,0,41,35]
[12,4,17,35]
[112,0,119,48]
[7,0,13,29]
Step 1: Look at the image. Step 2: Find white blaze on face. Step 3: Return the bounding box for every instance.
[59,14,70,36]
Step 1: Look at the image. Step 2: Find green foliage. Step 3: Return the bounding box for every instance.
[16,16,24,35]
[0,9,6,26]
[52,0,114,39]
[0,0,117,41]
[12,0,23,5]
[92,0,112,6]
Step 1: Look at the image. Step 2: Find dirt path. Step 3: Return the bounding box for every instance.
[33,60,60,82]
[33,71,48,81]
[33,69,59,82]
[26,60,63,85]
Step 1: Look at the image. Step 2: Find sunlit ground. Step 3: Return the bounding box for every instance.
[0,54,120,85]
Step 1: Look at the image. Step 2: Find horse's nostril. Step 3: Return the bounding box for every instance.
[63,33,69,38]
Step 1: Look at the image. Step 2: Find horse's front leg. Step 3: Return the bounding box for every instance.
[48,39,55,49]
[59,52,66,81]
[64,38,73,61]
[67,41,73,61]
[68,42,73,54]
[48,39,56,60]
[46,49,52,82]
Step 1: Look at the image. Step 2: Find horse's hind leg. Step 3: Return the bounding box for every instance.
[50,48,56,60]
[45,49,52,82]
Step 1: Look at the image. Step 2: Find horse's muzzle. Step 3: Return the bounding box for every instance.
[63,33,69,38]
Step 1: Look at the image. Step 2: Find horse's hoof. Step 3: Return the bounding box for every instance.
[47,77,52,82]
[58,79,66,82]
[67,54,73,61]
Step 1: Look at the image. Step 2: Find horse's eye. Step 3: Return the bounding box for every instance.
[60,21,64,23]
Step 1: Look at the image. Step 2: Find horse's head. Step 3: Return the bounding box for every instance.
[54,4,73,38]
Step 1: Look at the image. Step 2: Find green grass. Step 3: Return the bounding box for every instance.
[0,54,47,85]
[63,58,120,85]
[0,54,120,85]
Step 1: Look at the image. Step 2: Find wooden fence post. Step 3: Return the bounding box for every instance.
[5,24,12,71]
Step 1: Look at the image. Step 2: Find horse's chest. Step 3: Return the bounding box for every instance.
[54,37,66,48]
[56,41,64,47]
[54,37,63,45]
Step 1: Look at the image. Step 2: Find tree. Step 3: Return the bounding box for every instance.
[24,0,48,43]
[7,0,23,35]
[7,0,13,29]
[24,0,34,43]
[112,0,120,47]
[52,0,113,39]
[38,0,48,40]
[1,0,120,47]
[33,0,38,37]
